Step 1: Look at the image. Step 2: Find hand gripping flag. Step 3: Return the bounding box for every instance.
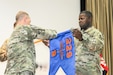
[49,30,75,75]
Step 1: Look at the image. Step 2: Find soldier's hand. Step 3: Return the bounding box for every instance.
[42,40,50,47]
[72,29,83,41]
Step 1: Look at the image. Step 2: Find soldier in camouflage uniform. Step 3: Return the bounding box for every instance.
[4,11,57,75]
[72,11,104,75]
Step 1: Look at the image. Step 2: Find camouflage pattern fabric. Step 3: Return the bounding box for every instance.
[75,26,104,75]
[17,70,33,75]
[4,25,57,75]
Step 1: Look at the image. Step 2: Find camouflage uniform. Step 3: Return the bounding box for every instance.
[4,25,57,75]
[75,26,104,75]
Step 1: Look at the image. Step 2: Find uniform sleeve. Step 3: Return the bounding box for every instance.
[30,25,57,40]
[0,39,8,62]
[81,31,104,52]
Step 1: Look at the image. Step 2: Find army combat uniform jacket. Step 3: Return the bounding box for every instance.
[75,26,104,75]
[4,25,57,75]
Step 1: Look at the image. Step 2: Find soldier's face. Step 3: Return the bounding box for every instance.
[24,15,31,25]
[79,13,90,30]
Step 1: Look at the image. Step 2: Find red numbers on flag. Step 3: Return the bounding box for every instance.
[51,37,73,59]
[66,38,72,58]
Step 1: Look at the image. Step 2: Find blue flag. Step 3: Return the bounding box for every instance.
[49,30,75,75]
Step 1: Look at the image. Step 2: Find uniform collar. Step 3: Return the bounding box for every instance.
[82,26,94,33]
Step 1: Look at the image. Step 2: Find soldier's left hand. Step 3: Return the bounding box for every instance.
[42,40,50,47]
